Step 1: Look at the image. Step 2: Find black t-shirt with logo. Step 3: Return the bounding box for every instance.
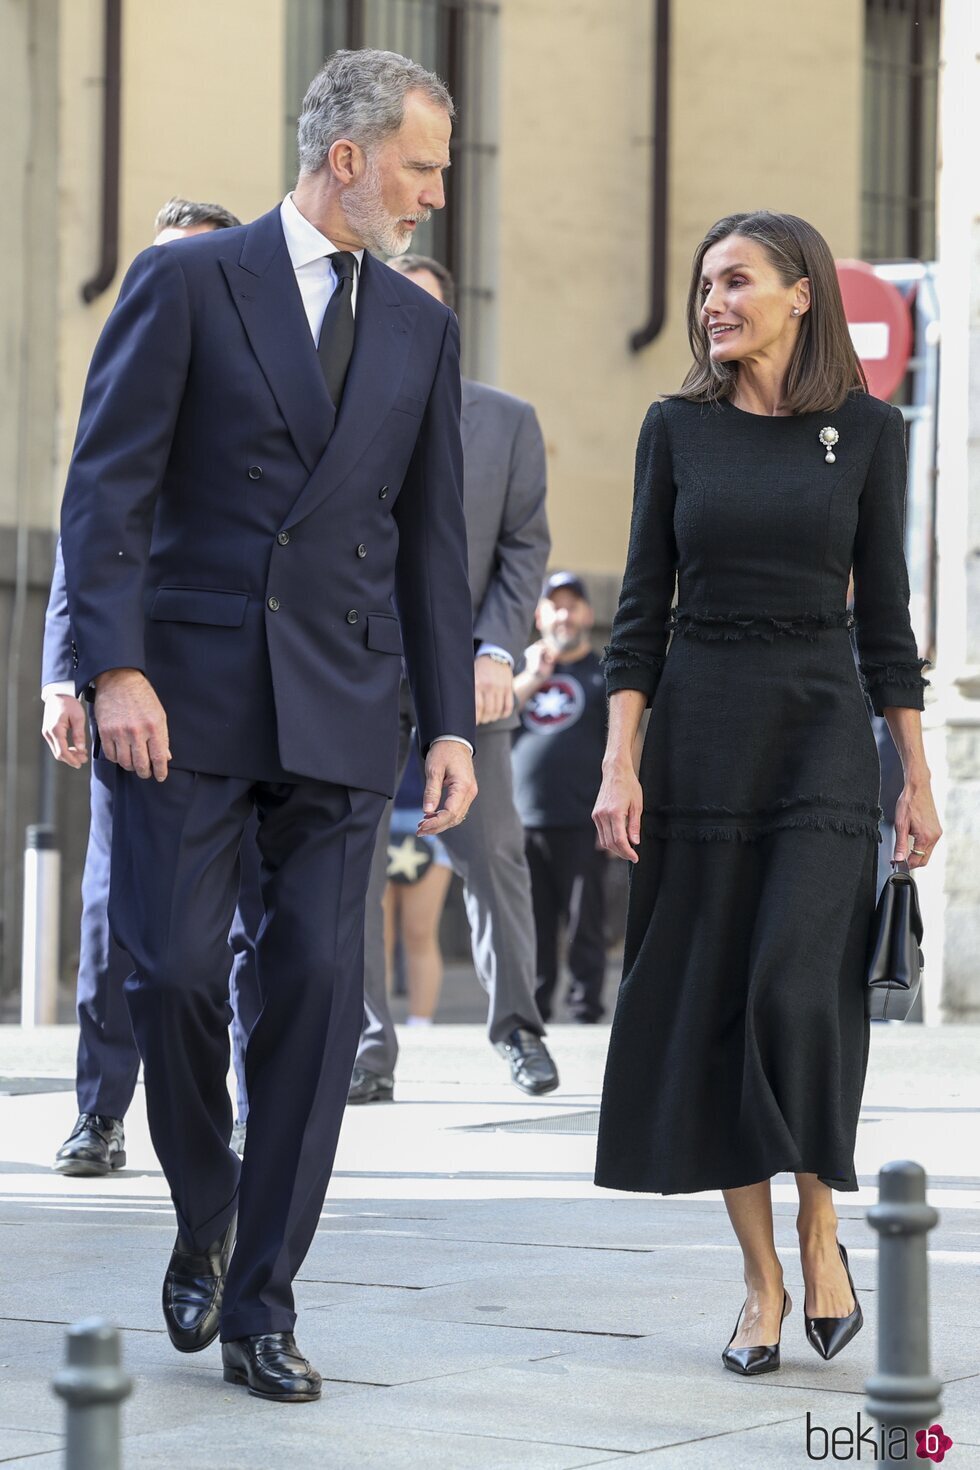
[511,650,607,828]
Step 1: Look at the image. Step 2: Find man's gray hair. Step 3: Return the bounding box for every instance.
[154,197,241,234]
[387,253,456,312]
[297,48,454,174]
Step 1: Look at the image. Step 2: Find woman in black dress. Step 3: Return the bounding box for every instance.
[592,211,942,1376]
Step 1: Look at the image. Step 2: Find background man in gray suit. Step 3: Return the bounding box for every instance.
[350,254,558,1100]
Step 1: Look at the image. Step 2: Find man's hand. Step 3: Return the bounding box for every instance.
[41,693,89,769]
[522,639,557,685]
[475,655,515,726]
[418,741,478,836]
[93,668,172,781]
[513,639,559,712]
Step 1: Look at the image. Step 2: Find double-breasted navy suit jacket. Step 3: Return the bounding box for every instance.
[60,207,476,795]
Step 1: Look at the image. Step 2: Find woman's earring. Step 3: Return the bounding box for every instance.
[792,308,800,316]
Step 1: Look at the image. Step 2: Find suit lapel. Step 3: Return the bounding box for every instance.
[219,208,335,474]
[281,253,419,530]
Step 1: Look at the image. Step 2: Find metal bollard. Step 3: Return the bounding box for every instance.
[865,1160,943,1464]
[53,1319,132,1470]
[20,823,60,1026]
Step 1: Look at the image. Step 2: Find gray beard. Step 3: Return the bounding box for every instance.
[341,164,425,257]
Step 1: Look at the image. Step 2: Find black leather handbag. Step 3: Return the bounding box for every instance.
[867,859,923,1021]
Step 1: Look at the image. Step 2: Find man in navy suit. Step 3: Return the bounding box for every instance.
[59,50,477,1402]
[42,197,246,1180]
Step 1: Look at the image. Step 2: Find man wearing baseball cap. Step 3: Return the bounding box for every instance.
[512,573,610,1023]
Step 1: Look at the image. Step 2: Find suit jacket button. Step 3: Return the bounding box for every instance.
[248,466,263,480]
[277,531,290,546]
[346,609,359,624]
[268,596,280,612]
[356,543,367,558]
[378,485,388,499]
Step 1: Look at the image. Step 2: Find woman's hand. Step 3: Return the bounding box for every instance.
[894,780,942,870]
[593,760,644,863]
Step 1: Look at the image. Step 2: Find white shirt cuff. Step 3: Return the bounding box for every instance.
[475,643,514,665]
[41,681,78,701]
[431,735,475,756]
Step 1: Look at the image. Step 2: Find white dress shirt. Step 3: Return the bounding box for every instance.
[279,193,364,335]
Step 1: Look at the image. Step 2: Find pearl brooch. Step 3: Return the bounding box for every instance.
[819,426,839,463]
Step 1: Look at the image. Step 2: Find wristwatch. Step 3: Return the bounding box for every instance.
[482,651,512,666]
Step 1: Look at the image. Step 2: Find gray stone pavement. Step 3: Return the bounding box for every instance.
[0,1016,978,1468]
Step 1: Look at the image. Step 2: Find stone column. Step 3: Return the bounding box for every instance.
[925,0,980,1020]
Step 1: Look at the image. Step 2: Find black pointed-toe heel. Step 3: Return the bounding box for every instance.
[805,1241,863,1361]
[722,1289,790,1376]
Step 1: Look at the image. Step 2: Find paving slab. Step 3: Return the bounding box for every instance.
[0,1317,375,1442]
[0,1417,623,1470]
[590,1412,888,1468]
[252,1304,584,1388]
[0,1221,362,1329]
[0,1426,63,1465]
[310,1242,954,1347]
[541,1307,980,1398]
[302,1227,889,1288]
[932,1371,980,1448]
[303,1355,867,1456]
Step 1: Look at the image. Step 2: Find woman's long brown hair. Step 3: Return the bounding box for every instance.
[673,210,868,414]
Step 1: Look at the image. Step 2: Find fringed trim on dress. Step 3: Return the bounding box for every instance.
[601,644,666,678]
[644,793,883,844]
[859,658,931,694]
[667,608,855,642]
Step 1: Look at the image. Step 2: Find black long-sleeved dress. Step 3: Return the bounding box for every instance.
[594,391,927,1195]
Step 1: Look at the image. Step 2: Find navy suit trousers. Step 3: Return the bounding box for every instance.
[73,760,256,1123]
[109,768,385,1340]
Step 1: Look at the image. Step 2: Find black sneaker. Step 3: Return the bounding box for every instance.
[53,1114,126,1176]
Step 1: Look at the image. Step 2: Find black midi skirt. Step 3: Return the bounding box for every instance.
[594,625,879,1195]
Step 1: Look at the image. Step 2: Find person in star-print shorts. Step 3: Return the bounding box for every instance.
[512,573,610,1022]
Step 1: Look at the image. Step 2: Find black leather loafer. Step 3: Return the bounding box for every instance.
[162,1214,236,1353]
[222,1332,322,1402]
[722,1290,791,1376]
[54,1114,126,1176]
[495,1028,559,1095]
[347,1066,395,1105]
[805,1241,864,1360]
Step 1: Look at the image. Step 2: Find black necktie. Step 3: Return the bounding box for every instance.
[317,252,357,408]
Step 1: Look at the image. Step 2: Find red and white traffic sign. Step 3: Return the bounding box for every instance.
[835,259,913,401]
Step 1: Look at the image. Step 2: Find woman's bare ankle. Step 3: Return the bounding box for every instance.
[796,1214,839,1250]
[742,1263,785,1297]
